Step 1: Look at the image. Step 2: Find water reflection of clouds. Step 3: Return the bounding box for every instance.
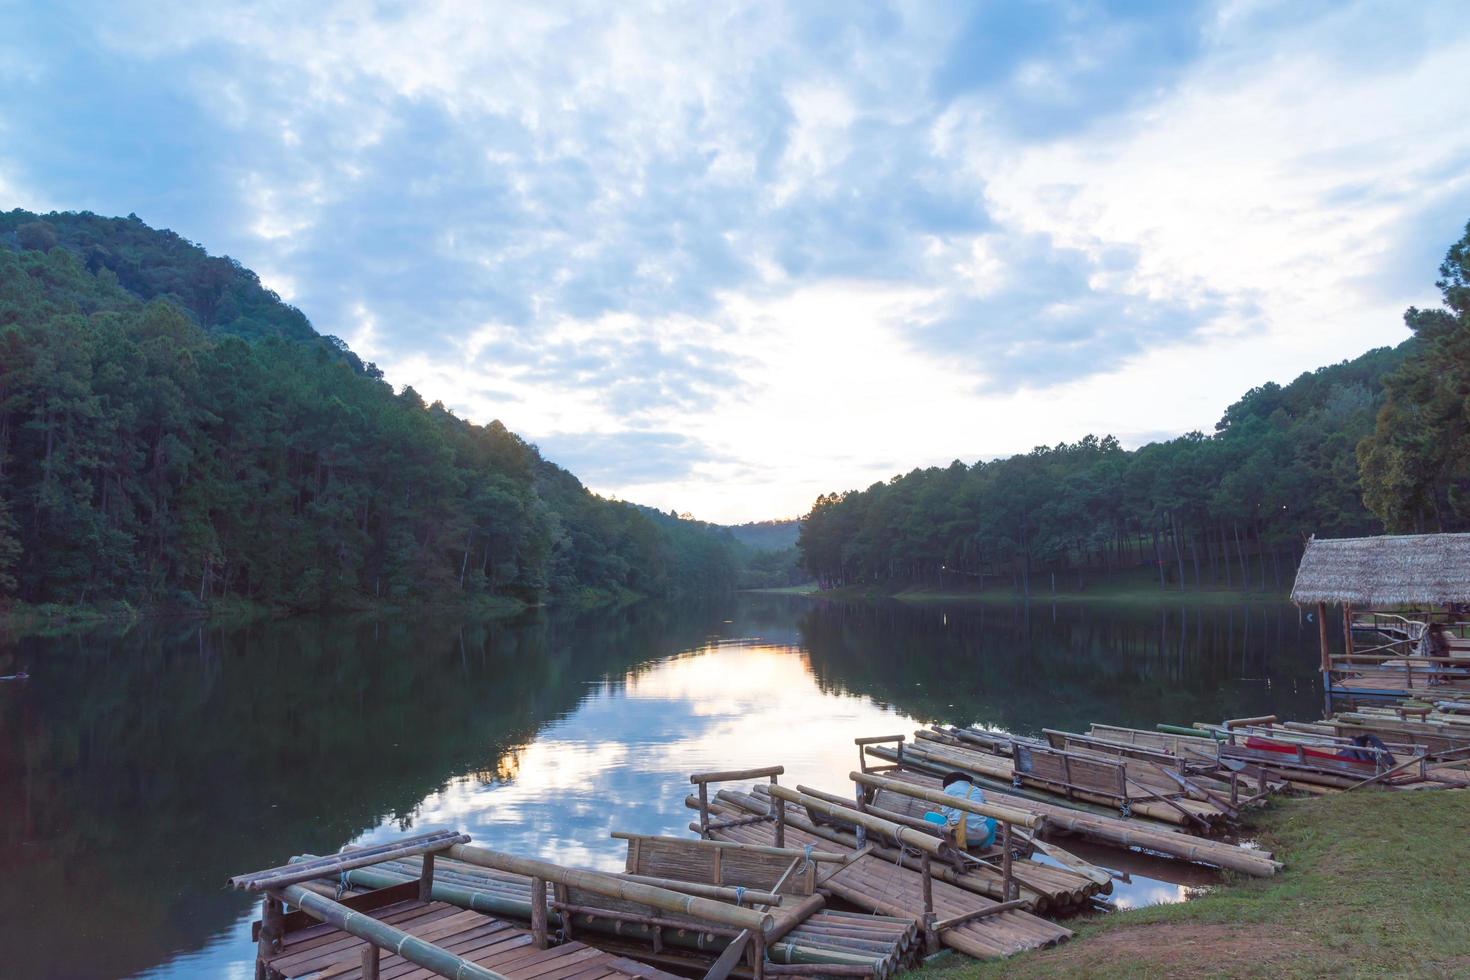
[357,643,919,870]
[1110,882,1190,909]
[352,641,1194,919]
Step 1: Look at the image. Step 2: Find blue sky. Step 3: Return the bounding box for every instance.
[3,1,1468,522]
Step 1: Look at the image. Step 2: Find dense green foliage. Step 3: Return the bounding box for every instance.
[799,340,1414,595]
[727,520,806,589]
[1,210,321,346]
[0,210,744,609]
[800,222,1470,595]
[1359,220,1470,531]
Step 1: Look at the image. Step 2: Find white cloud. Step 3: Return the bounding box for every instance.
[7,1,1468,523]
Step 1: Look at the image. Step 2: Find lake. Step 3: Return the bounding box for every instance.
[0,593,1325,979]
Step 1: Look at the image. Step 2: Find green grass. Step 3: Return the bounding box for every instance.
[923,790,1470,978]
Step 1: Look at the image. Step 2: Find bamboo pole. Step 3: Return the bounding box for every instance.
[765,786,949,858]
[692,766,786,784]
[612,833,845,863]
[273,882,504,980]
[445,844,775,934]
[848,771,1044,829]
[229,830,469,892]
[1344,753,1426,791]
[621,875,784,906]
[337,865,880,971]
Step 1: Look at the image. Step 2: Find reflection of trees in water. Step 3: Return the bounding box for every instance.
[796,599,1323,736]
[0,600,727,980]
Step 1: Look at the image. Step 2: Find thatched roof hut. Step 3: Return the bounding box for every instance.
[1290,533,1470,607]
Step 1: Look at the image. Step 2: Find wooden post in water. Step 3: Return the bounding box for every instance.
[418,852,435,902]
[531,877,549,948]
[699,782,711,839]
[1001,823,1014,901]
[920,853,938,954]
[257,893,284,965]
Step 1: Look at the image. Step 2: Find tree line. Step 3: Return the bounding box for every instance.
[0,209,752,610]
[798,221,1470,595]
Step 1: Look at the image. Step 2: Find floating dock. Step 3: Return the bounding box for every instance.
[231,693,1468,980]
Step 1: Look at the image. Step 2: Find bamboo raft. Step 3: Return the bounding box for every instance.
[254,882,674,980]
[691,795,1072,959]
[231,698,1466,980]
[692,786,1107,915]
[860,738,1282,877]
[328,854,920,979]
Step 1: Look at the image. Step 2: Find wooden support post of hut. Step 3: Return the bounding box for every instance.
[1291,533,1470,702]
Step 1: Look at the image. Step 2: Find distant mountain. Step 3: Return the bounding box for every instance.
[728,519,800,552]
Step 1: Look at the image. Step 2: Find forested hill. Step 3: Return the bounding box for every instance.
[799,220,1470,596]
[0,209,746,611]
[728,520,800,552]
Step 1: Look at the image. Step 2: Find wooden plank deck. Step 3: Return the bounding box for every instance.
[1334,668,1470,698]
[260,894,677,980]
[703,811,1072,960]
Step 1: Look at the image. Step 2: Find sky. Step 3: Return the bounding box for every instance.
[2,1,1468,523]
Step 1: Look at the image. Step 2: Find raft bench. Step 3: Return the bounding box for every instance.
[692,766,789,844]
[614,832,845,897]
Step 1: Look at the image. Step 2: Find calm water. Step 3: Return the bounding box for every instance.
[0,594,1324,979]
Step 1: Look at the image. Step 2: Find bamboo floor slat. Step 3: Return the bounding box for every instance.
[701,804,1072,959]
[260,896,677,980]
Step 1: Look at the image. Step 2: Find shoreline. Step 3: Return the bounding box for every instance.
[745,583,1293,606]
[0,593,541,642]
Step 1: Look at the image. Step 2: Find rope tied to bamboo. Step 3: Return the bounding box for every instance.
[876,839,915,905]
[734,886,746,906]
[336,844,351,900]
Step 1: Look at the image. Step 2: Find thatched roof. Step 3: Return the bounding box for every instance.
[1290,533,1470,606]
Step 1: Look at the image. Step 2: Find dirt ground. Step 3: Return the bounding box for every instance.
[997,922,1326,978]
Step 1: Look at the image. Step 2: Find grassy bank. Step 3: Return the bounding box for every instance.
[925,790,1469,979]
